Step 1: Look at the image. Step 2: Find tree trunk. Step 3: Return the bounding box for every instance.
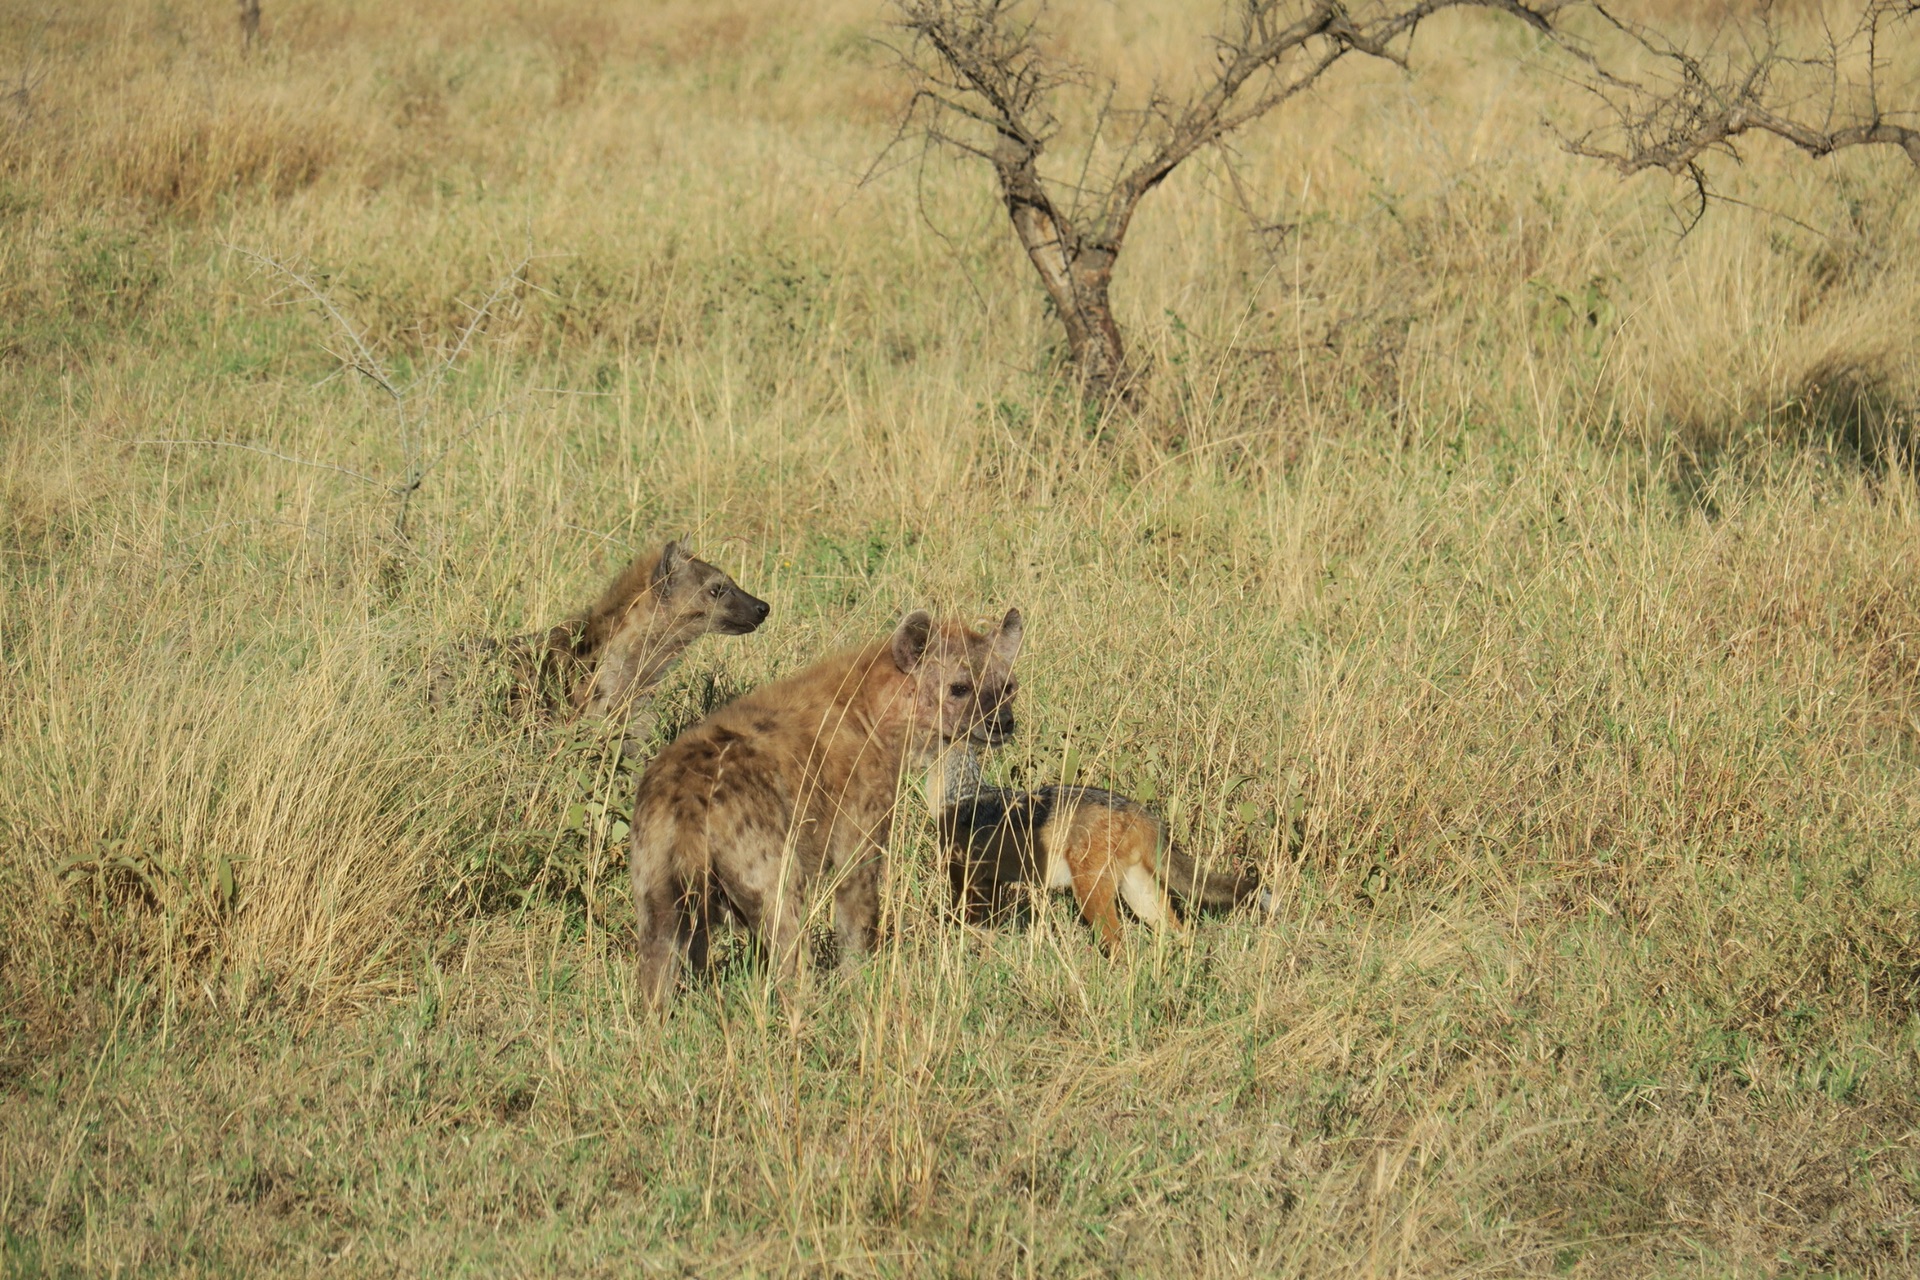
[1059,253,1126,399]
[999,152,1130,401]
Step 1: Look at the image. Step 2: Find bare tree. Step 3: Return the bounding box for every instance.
[887,1,1919,400]
[889,0,1583,399]
[1565,2,1920,221]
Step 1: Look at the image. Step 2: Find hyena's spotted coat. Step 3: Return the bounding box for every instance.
[627,608,1023,1003]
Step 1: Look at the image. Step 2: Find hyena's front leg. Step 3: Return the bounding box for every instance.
[830,822,889,964]
[833,857,883,964]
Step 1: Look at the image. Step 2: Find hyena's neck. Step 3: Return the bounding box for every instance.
[923,743,986,814]
[582,593,671,660]
[623,618,696,689]
[584,549,665,638]
[572,606,695,716]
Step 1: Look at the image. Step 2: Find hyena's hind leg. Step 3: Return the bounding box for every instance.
[678,882,718,974]
[710,833,809,987]
[630,879,686,1008]
[629,827,691,1007]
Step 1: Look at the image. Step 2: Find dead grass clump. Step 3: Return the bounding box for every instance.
[0,520,539,1028]
[104,88,347,218]
[1785,358,1918,472]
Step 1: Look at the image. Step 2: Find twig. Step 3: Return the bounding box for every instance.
[130,439,388,490]
[227,244,399,402]
[562,523,639,552]
[416,250,533,407]
[417,399,527,483]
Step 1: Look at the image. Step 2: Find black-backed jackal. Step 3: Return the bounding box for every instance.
[925,746,1269,951]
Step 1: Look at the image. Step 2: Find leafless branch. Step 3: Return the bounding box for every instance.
[238,0,262,52]
[889,0,1574,399]
[409,397,529,496]
[129,439,387,490]
[207,246,539,541]
[1566,2,1920,181]
[416,251,534,406]
[886,1,1914,403]
[229,245,400,402]
[561,523,639,552]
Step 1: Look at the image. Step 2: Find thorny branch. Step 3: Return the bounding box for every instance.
[1562,2,1920,222]
[886,1,1571,397]
[154,247,538,541]
[128,439,386,490]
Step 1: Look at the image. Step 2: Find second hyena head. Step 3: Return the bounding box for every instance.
[647,539,771,642]
[887,606,1023,756]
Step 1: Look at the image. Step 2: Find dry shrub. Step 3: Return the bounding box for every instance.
[1782,357,1919,470]
[102,84,346,217]
[0,497,531,1029]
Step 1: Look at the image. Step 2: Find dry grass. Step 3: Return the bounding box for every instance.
[3,0,1920,1274]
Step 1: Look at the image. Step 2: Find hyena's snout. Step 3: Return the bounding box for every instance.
[972,698,1015,747]
[720,588,772,635]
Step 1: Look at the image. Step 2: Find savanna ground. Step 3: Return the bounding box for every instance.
[3,0,1919,1274]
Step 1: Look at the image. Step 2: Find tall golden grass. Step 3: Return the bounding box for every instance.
[2,0,1918,1273]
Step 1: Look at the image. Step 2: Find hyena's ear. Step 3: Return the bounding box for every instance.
[989,607,1023,668]
[890,610,934,673]
[650,539,691,596]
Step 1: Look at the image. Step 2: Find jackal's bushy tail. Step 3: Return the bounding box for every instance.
[1161,840,1263,909]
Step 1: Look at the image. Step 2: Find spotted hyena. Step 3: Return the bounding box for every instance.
[627,608,1023,1003]
[434,539,770,732]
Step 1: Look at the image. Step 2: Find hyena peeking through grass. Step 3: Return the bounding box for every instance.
[627,608,1024,1005]
[434,539,769,737]
[555,539,770,722]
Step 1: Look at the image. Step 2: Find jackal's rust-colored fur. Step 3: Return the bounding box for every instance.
[482,539,768,722]
[927,747,1267,951]
[628,608,1023,1004]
